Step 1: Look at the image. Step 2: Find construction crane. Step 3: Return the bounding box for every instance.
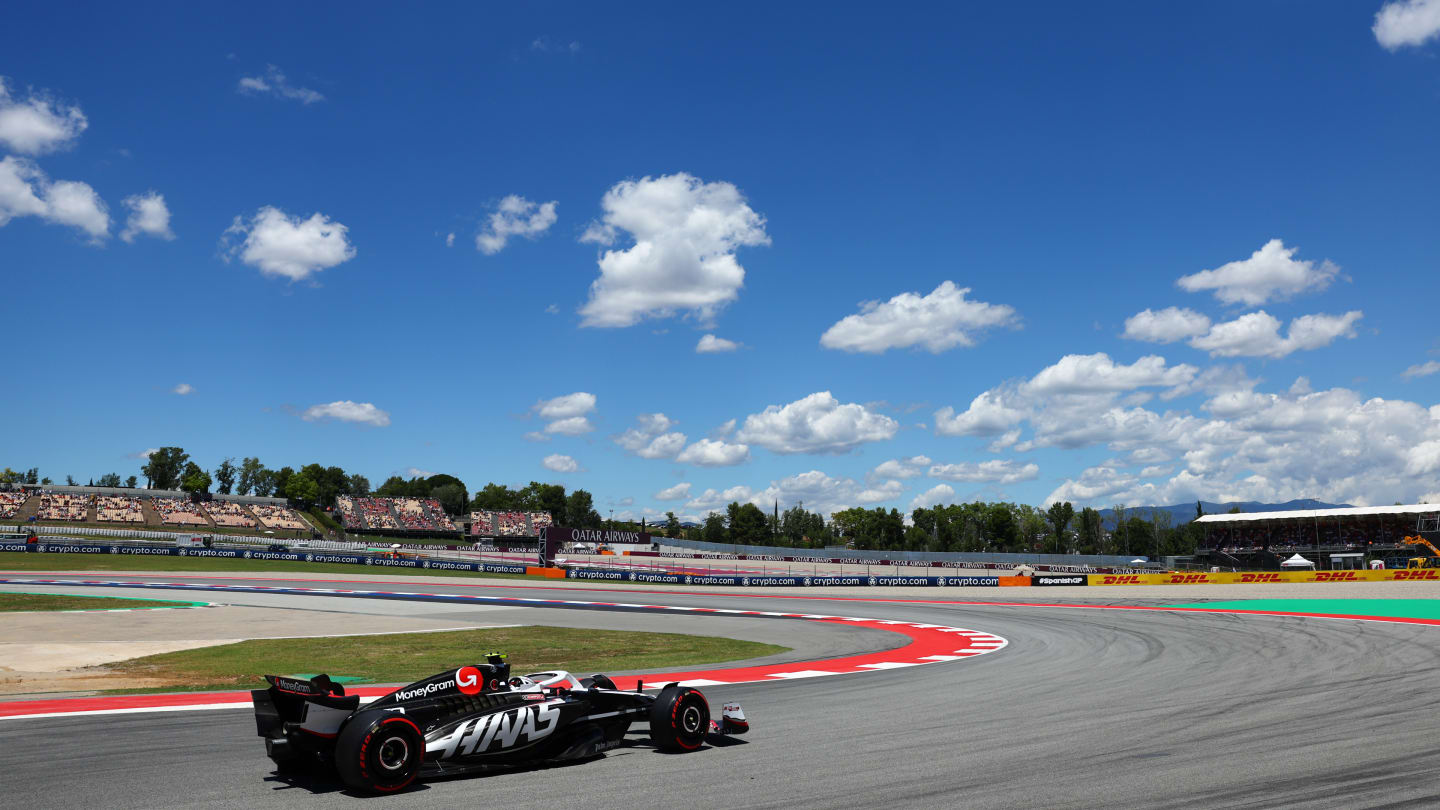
[1400,536,1440,570]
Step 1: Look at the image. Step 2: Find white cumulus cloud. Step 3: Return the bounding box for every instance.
[536,391,597,421]
[1403,361,1440,379]
[654,482,692,501]
[476,195,557,254]
[614,413,687,459]
[1122,307,1211,343]
[910,483,958,510]
[1374,0,1440,49]
[735,392,898,454]
[237,65,324,104]
[676,439,751,467]
[0,156,109,242]
[872,455,932,480]
[696,334,740,353]
[928,459,1040,484]
[1176,239,1339,306]
[120,191,174,242]
[1188,310,1362,358]
[578,173,770,327]
[301,400,391,427]
[544,417,594,436]
[542,454,580,473]
[1027,353,1198,396]
[172,383,193,395]
[0,77,88,154]
[819,281,1018,354]
[221,206,355,282]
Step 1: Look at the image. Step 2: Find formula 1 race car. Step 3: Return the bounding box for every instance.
[252,654,748,793]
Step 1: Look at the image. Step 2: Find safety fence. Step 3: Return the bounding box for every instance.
[1089,569,1440,585]
[3,542,1435,587]
[0,541,532,575]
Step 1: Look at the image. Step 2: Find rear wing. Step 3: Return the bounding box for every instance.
[264,673,346,697]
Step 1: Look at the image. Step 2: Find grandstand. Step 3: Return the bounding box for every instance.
[0,491,27,520]
[38,492,89,521]
[202,500,257,529]
[96,495,144,523]
[335,495,460,538]
[469,510,552,538]
[151,497,209,527]
[1194,503,1440,569]
[250,503,307,531]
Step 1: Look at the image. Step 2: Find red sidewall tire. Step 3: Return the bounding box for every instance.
[335,714,424,794]
[649,687,710,753]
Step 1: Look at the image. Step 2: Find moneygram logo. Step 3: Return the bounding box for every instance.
[455,666,483,695]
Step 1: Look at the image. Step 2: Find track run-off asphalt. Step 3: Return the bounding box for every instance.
[3,572,1440,810]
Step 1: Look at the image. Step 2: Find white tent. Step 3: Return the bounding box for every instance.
[1280,553,1315,568]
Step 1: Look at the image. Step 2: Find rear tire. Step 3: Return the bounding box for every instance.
[335,713,423,793]
[649,686,709,752]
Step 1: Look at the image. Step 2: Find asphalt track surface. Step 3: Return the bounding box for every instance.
[6,576,1440,809]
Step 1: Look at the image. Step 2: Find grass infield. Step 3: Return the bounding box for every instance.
[0,553,542,580]
[100,626,786,694]
[0,592,196,611]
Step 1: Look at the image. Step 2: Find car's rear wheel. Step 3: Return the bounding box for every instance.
[335,713,423,793]
[649,686,710,752]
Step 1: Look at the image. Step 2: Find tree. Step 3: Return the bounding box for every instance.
[0,468,19,484]
[285,472,320,504]
[347,474,371,497]
[251,468,276,497]
[141,447,189,490]
[431,483,466,516]
[25,468,39,485]
[124,475,137,489]
[1111,504,1128,554]
[272,467,295,499]
[376,475,410,498]
[65,475,76,486]
[566,489,601,528]
[97,473,122,488]
[1077,507,1102,553]
[701,512,727,543]
[665,511,680,538]
[214,458,237,495]
[517,482,567,524]
[1045,501,1075,554]
[471,483,519,511]
[985,503,1019,551]
[729,502,770,545]
[236,458,265,496]
[179,462,212,494]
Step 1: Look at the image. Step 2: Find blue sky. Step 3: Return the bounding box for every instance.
[4,1,1440,519]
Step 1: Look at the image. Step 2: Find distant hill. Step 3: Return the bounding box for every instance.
[1097,499,1352,528]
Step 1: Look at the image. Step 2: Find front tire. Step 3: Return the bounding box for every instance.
[649,686,709,752]
[335,713,423,793]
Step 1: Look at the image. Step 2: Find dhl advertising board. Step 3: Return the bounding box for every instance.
[1089,570,1440,586]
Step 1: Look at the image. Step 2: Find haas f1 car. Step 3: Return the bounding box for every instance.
[252,654,748,793]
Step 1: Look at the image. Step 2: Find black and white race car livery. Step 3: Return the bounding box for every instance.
[252,654,748,793]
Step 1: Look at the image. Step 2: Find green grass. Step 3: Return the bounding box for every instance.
[0,553,544,580]
[1166,599,1440,620]
[101,626,785,693]
[0,592,195,611]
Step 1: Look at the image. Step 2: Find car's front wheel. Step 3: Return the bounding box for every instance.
[649,686,710,752]
[335,713,423,793]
